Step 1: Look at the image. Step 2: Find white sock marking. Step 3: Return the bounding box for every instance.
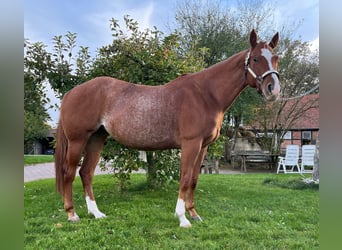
[175,198,191,228]
[85,196,106,219]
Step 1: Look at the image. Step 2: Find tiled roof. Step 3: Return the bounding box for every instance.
[284,93,319,129]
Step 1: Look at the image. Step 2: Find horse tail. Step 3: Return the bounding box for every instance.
[55,117,68,195]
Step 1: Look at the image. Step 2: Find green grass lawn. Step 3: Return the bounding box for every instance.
[24,155,54,165]
[24,174,318,249]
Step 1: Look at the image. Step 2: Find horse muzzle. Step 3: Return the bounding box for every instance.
[262,76,281,101]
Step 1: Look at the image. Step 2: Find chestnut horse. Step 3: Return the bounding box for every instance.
[55,30,281,227]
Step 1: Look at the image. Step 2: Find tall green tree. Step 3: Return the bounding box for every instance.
[48,31,93,97]
[25,32,93,154]
[24,40,51,153]
[175,0,243,66]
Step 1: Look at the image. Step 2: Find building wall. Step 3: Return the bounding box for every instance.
[281,129,319,150]
[234,138,262,151]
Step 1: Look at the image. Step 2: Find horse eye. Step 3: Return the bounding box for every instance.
[253,57,259,62]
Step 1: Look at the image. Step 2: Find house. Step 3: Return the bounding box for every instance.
[241,93,319,152]
[280,93,319,148]
[32,128,56,154]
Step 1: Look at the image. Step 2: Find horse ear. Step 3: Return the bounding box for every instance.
[269,32,279,49]
[249,29,258,48]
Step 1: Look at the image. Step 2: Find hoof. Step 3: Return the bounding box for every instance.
[68,213,80,222]
[93,212,107,219]
[175,213,192,228]
[88,208,107,219]
[180,221,192,228]
[191,215,203,222]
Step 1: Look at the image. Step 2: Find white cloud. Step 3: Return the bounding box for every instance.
[309,37,319,52]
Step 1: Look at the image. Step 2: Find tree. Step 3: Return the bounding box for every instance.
[24,40,52,153]
[25,32,94,154]
[92,16,205,83]
[206,134,228,173]
[48,31,93,97]
[175,0,243,66]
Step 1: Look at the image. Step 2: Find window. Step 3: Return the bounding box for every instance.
[302,131,312,145]
[283,131,292,140]
[302,131,312,140]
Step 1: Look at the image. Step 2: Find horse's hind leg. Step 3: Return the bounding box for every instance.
[64,140,87,222]
[79,127,108,219]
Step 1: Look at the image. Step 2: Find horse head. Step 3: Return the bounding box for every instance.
[245,29,281,101]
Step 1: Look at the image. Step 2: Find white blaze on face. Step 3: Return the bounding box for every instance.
[261,48,280,95]
[261,48,274,71]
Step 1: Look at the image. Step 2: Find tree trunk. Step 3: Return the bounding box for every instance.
[231,116,241,152]
[214,159,219,174]
[146,151,157,187]
[312,133,319,181]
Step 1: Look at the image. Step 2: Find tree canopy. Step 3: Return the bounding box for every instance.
[24,40,51,153]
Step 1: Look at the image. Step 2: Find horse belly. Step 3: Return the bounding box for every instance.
[103,109,179,150]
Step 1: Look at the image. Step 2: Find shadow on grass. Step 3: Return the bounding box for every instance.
[263,177,319,190]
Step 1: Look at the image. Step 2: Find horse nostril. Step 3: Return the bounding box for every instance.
[268,83,274,93]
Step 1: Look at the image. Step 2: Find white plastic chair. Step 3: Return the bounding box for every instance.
[300,145,316,173]
[276,145,300,174]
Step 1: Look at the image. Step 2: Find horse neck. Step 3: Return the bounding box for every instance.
[196,50,248,112]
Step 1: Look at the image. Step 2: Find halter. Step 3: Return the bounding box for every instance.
[244,50,279,86]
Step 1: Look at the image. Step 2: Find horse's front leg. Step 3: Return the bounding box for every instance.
[175,139,202,228]
[186,146,208,222]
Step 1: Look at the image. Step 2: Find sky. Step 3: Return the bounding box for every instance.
[24,0,319,127]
